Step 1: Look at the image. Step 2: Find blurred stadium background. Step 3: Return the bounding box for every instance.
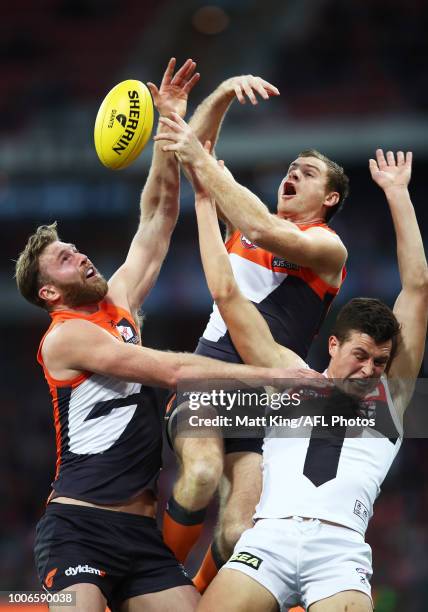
[1,0,427,610]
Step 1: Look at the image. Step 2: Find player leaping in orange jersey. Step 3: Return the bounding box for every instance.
[15,59,298,612]
[155,83,348,593]
[185,148,426,612]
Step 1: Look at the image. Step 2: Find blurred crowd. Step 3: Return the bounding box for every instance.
[1,1,427,610]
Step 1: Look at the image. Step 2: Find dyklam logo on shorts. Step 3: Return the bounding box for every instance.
[65,564,106,577]
[229,551,263,570]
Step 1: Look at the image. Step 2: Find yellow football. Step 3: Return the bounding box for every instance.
[94,80,154,170]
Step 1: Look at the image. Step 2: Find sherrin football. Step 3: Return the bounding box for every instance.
[94,79,154,170]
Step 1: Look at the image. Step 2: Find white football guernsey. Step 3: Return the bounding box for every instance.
[255,377,402,536]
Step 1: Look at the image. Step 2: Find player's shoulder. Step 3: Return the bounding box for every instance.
[42,318,102,360]
[305,224,347,255]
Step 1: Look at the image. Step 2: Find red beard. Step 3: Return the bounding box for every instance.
[57,274,109,308]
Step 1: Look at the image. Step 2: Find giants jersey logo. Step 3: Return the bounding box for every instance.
[240,235,257,249]
[116,317,139,344]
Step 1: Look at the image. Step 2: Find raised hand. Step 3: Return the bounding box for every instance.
[147,58,200,118]
[222,75,280,105]
[369,149,412,192]
[154,112,205,164]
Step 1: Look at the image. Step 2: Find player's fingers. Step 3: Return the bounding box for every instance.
[386,150,395,166]
[161,57,176,87]
[375,148,387,168]
[153,132,177,142]
[396,151,405,165]
[146,83,159,99]
[242,82,258,105]
[234,84,246,104]
[161,143,179,153]
[183,72,200,94]
[203,140,212,153]
[170,111,189,127]
[406,151,413,166]
[251,80,270,100]
[158,116,181,131]
[172,59,195,85]
[368,159,378,174]
[259,79,280,95]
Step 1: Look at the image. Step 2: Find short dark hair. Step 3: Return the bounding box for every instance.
[15,222,59,309]
[331,297,401,364]
[298,149,349,222]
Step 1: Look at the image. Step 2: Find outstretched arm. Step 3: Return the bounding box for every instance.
[155,114,347,277]
[370,150,428,405]
[189,75,279,237]
[194,169,304,370]
[109,58,200,313]
[189,75,279,153]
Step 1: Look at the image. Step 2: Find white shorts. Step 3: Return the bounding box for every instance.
[222,517,373,610]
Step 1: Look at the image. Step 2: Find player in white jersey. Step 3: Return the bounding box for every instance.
[157,79,349,593]
[190,148,428,611]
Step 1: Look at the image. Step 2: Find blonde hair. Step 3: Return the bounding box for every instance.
[15,222,59,309]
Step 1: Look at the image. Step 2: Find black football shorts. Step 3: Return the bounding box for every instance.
[34,503,193,611]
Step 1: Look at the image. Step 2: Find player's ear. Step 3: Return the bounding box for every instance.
[328,335,340,359]
[39,284,61,306]
[324,191,339,208]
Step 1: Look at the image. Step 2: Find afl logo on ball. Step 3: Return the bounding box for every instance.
[241,235,257,249]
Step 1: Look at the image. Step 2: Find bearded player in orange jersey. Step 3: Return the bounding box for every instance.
[15,59,297,612]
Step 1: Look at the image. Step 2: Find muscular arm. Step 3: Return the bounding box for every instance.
[195,191,304,370]
[108,58,200,312]
[189,75,279,236]
[156,115,347,276]
[41,319,290,389]
[189,75,279,152]
[370,150,428,411]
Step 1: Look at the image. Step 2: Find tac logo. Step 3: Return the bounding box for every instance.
[116,113,127,127]
[229,551,263,570]
[65,564,106,577]
[44,567,57,588]
[116,318,139,344]
[240,235,257,250]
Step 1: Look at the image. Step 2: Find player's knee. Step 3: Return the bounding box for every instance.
[186,455,223,494]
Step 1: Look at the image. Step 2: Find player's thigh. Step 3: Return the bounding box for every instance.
[198,568,278,612]
[221,451,262,515]
[121,584,200,612]
[50,584,106,612]
[308,590,373,612]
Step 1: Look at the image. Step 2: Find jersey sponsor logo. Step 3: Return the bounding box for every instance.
[240,235,257,249]
[44,567,58,588]
[353,499,369,524]
[229,551,263,570]
[65,564,106,577]
[272,256,300,271]
[356,567,371,585]
[116,318,138,344]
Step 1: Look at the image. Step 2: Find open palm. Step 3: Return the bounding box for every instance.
[369,149,412,190]
[147,58,200,119]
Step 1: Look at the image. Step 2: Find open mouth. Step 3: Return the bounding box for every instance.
[85,266,96,279]
[282,181,296,197]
